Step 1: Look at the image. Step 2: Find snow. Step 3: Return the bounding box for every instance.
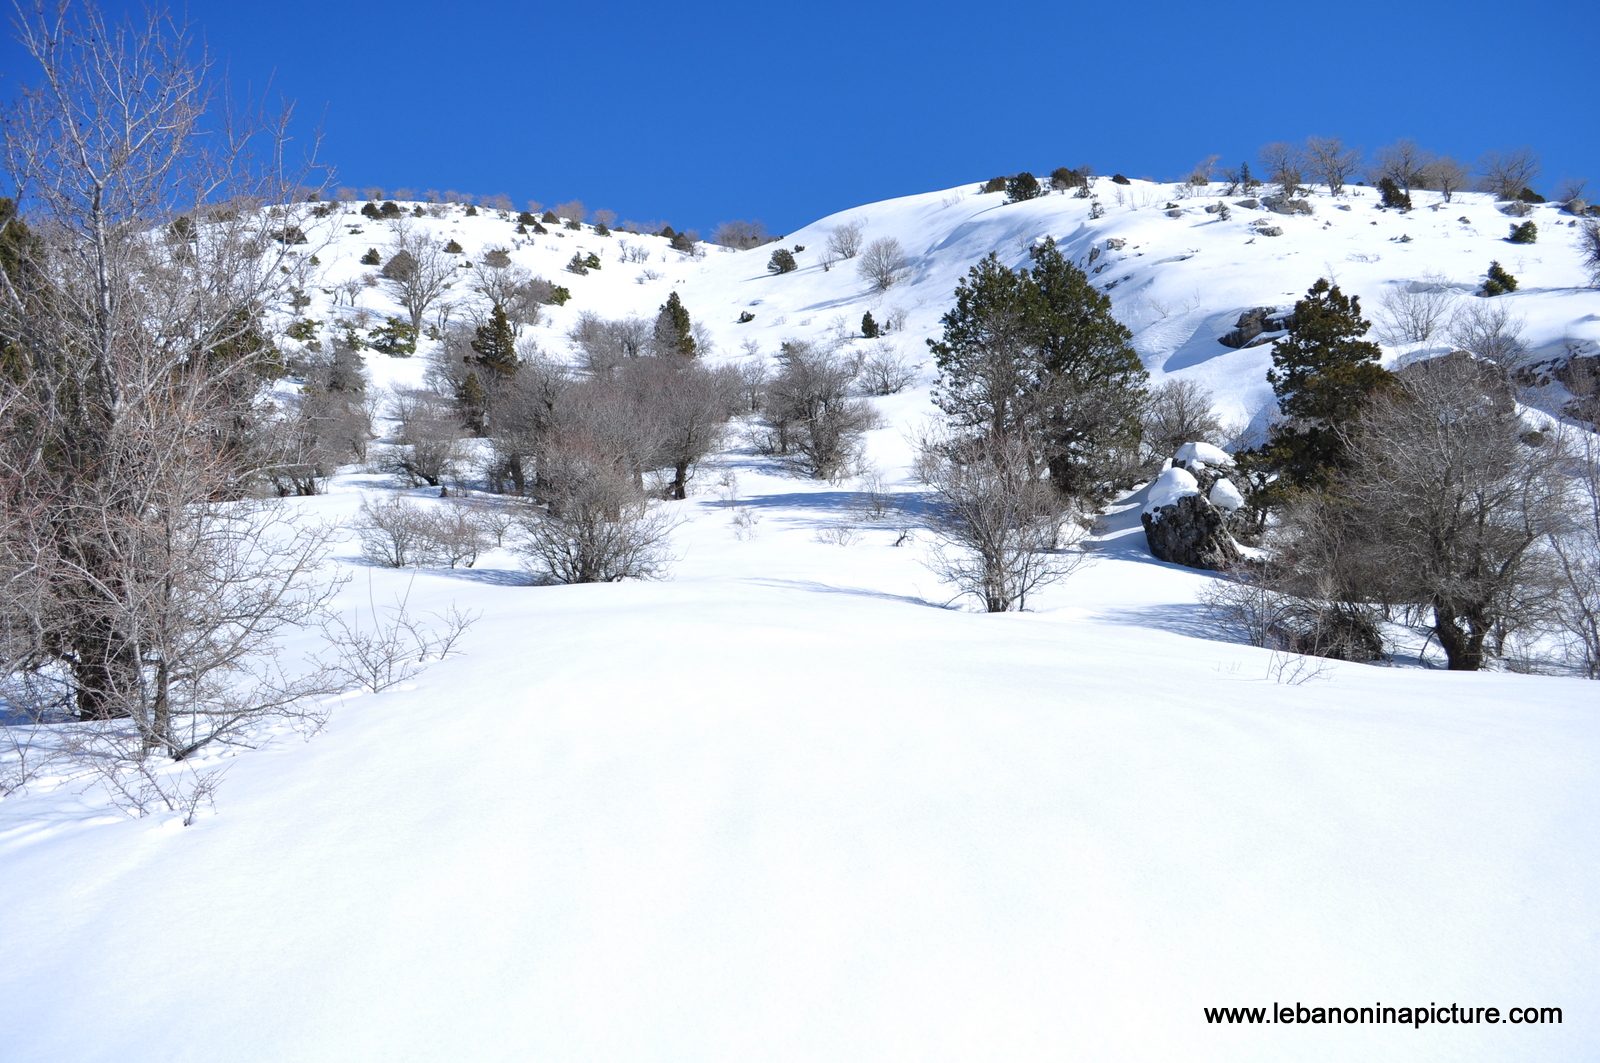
[1144,466,1202,514]
[2,180,1598,1062]
[1176,441,1236,467]
[1208,477,1246,512]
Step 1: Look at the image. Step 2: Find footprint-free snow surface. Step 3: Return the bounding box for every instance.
[1,179,1596,1062]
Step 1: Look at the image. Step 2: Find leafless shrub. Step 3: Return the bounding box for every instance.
[353,496,432,567]
[1304,135,1361,195]
[857,340,918,395]
[1370,139,1434,194]
[851,468,898,521]
[1446,300,1527,366]
[813,521,862,546]
[387,389,466,486]
[319,580,477,693]
[764,341,880,479]
[712,219,771,249]
[914,429,1087,611]
[1580,218,1600,288]
[1258,141,1308,195]
[1375,275,1455,344]
[1422,156,1469,202]
[382,224,457,330]
[857,237,907,292]
[554,199,586,225]
[826,219,865,260]
[567,311,653,373]
[1141,379,1224,462]
[1477,147,1542,201]
[513,460,676,583]
[618,241,653,264]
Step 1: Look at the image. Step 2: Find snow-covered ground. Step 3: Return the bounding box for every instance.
[1,180,1596,1061]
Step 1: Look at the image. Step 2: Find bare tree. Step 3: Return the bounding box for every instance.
[1375,276,1455,345]
[0,0,346,797]
[1304,135,1361,195]
[763,341,879,479]
[1336,354,1572,669]
[554,199,586,226]
[566,311,653,374]
[387,389,465,486]
[512,452,675,583]
[1548,429,1600,676]
[1370,139,1433,195]
[1579,218,1600,287]
[915,430,1086,612]
[1477,147,1542,201]
[1422,156,1469,202]
[1141,379,1223,463]
[382,223,456,330]
[857,340,919,395]
[622,357,738,499]
[1446,299,1526,366]
[711,219,771,249]
[826,219,864,260]
[1258,141,1308,196]
[857,236,907,292]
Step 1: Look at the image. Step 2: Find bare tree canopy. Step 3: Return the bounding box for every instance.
[1476,147,1542,201]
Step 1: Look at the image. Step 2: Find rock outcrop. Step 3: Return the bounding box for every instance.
[1140,446,1247,571]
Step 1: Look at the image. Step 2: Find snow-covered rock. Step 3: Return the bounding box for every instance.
[1174,441,1234,468]
[1208,477,1245,512]
[1142,467,1200,515]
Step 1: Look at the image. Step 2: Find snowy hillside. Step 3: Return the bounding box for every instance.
[1,179,1597,1062]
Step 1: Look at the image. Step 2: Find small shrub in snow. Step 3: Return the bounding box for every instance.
[857,236,906,292]
[1482,260,1518,296]
[513,469,676,584]
[1446,299,1526,365]
[860,311,879,338]
[359,247,380,265]
[1581,219,1600,287]
[1378,177,1412,210]
[825,220,864,260]
[1507,221,1538,244]
[981,176,1007,194]
[1375,276,1455,345]
[767,247,797,274]
[1051,166,1088,191]
[566,252,589,275]
[737,310,754,323]
[857,341,917,395]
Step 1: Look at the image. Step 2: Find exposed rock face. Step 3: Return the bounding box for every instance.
[1142,493,1242,570]
[1219,307,1291,349]
[1104,237,1126,250]
[1261,195,1313,216]
[1255,225,1284,237]
[1234,198,1259,210]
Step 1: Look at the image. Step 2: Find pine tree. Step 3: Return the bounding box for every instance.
[1246,278,1394,493]
[861,311,879,338]
[444,239,464,253]
[469,304,518,377]
[359,247,381,265]
[656,291,696,357]
[1507,221,1537,244]
[767,247,797,274]
[1006,172,1043,203]
[456,371,488,435]
[1483,260,1519,296]
[927,239,1147,499]
[1378,177,1412,210]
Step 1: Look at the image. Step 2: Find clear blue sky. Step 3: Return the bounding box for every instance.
[4,0,1596,233]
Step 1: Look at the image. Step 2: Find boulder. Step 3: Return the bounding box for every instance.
[1104,237,1126,250]
[1499,201,1532,217]
[1255,225,1284,237]
[1219,307,1290,348]
[1234,198,1259,210]
[1142,483,1243,570]
[1166,209,1183,218]
[1262,195,1313,216]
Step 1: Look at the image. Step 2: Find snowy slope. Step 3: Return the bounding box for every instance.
[1,181,1597,1063]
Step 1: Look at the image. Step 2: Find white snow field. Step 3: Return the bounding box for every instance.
[1,179,1597,1062]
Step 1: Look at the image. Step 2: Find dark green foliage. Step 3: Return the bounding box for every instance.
[767,247,797,274]
[368,317,419,356]
[412,206,425,217]
[1005,172,1043,202]
[1245,278,1394,494]
[444,239,464,253]
[583,252,601,270]
[359,247,381,265]
[563,218,581,231]
[660,225,677,239]
[360,202,381,219]
[737,310,755,323]
[656,291,696,357]
[1483,260,1518,295]
[547,285,571,306]
[518,211,537,225]
[469,304,519,377]
[285,318,320,343]
[927,237,1148,499]
[861,311,879,338]
[670,230,696,253]
[271,226,307,245]
[1051,166,1086,190]
[379,201,402,217]
[982,176,1007,194]
[542,210,559,223]
[594,220,610,236]
[1378,177,1412,210]
[515,223,528,235]
[566,252,589,275]
[465,205,478,216]
[1507,221,1538,244]
[1518,187,1545,204]
[532,222,549,235]
[1111,173,1131,185]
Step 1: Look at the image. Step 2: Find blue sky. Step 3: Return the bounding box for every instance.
[4,0,1596,233]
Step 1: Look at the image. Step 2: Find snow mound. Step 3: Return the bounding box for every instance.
[1144,467,1201,515]
[1208,478,1245,512]
[1174,441,1234,467]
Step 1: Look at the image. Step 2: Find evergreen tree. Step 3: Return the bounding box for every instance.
[1378,177,1412,210]
[1483,260,1519,296]
[927,238,1147,499]
[1006,172,1043,203]
[861,311,879,338]
[767,247,797,274]
[360,202,381,219]
[656,291,696,357]
[359,247,381,265]
[1246,278,1394,493]
[444,239,464,253]
[1507,221,1537,244]
[456,371,488,436]
[470,304,519,377]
